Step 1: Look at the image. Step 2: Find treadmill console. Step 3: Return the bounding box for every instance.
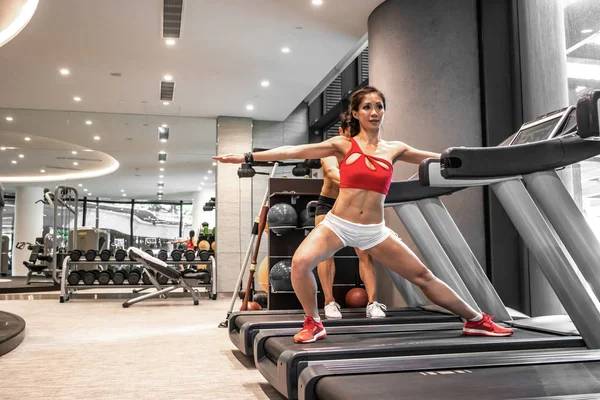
[576,90,600,139]
[508,107,573,146]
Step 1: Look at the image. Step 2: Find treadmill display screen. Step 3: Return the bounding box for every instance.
[511,116,562,145]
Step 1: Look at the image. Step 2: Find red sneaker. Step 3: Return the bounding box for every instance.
[463,313,514,337]
[294,316,327,343]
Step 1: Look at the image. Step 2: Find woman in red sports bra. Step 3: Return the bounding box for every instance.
[214,86,513,343]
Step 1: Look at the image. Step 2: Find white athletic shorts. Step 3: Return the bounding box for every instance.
[319,211,395,251]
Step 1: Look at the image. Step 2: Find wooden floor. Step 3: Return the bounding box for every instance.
[0,295,285,400]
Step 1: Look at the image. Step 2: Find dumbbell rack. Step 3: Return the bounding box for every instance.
[59,256,217,303]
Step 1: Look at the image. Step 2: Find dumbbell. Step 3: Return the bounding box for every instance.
[83,270,99,285]
[128,267,142,285]
[70,250,83,262]
[171,250,182,261]
[184,249,196,261]
[157,249,168,262]
[85,249,98,262]
[114,249,127,262]
[142,269,154,285]
[100,249,113,262]
[197,250,210,261]
[98,269,114,285]
[156,273,169,285]
[112,269,128,285]
[67,270,81,285]
[197,271,210,284]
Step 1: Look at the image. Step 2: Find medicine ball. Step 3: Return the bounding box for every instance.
[267,203,298,236]
[269,259,293,292]
[299,208,315,229]
[345,288,368,308]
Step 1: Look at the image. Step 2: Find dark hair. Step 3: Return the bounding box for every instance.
[339,111,351,133]
[348,86,387,137]
[189,230,195,238]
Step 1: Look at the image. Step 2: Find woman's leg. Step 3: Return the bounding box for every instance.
[365,234,478,320]
[315,214,336,305]
[355,248,376,303]
[292,225,344,318]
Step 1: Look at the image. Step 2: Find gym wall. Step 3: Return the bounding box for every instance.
[216,117,253,292]
[368,0,486,307]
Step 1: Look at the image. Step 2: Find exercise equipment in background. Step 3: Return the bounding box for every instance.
[270,259,292,292]
[267,203,298,236]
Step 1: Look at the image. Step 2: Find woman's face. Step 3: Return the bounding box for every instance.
[352,92,385,132]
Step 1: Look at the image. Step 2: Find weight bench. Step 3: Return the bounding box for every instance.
[123,247,204,308]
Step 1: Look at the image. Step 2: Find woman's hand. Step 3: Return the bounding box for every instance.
[212,154,245,164]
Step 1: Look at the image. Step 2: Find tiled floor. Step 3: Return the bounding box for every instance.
[0,294,285,400]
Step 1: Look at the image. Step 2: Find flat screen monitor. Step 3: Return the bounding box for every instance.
[511,115,563,145]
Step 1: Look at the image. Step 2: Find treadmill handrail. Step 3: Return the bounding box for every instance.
[384,178,462,205]
[440,134,600,179]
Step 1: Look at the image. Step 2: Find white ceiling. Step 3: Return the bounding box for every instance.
[0,0,383,198]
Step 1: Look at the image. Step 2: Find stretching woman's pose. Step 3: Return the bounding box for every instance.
[214,86,513,343]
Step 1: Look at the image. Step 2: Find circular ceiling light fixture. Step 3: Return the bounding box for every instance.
[0,0,39,48]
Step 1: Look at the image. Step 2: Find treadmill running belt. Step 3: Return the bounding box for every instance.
[264,328,582,361]
[234,308,458,330]
[313,362,600,400]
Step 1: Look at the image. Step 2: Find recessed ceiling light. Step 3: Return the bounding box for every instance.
[312,0,323,5]
[121,189,124,192]
[73,96,81,102]
[83,188,88,192]
[59,68,70,76]
[85,120,92,125]
[122,193,127,197]
[163,74,173,81]
[261,80,270,87]
[87,193,92,196]
[208,170,212,173]
[582,29,594,34]
[94,136,100,140]
[197,187,202,190]
[11,160,16,164]
[159,175,164,178]
[212,162,217,166]
[5,116,13,122]
[18,154,24,158]
[161,124,168,128]
[73,162,79,166]
[72,151,78,155]
[281,47,291,53]
[160,167,165,172]
[78,184,83,187]
[0,147,6,151]
[246,104,254,111]
[160,139,167,143]
[163,101,170,106]
[201,182,205,185]
[83,149,93,152]
[165,38,176,46]
[40,169,45,173]
[159,160,165,164]
[24,137,31,141]
[204,176,208,180]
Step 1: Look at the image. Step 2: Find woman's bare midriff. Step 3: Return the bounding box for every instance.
[330,188,385,224]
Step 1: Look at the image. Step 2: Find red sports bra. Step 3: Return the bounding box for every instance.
[339,138,393,195]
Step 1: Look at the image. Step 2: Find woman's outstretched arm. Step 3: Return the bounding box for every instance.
[392,141,440,165]
[213,136,347,164]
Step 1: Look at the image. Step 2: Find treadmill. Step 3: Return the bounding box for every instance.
[294,92,600,399]
[255,93,600,400]
[229,179,517,356]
